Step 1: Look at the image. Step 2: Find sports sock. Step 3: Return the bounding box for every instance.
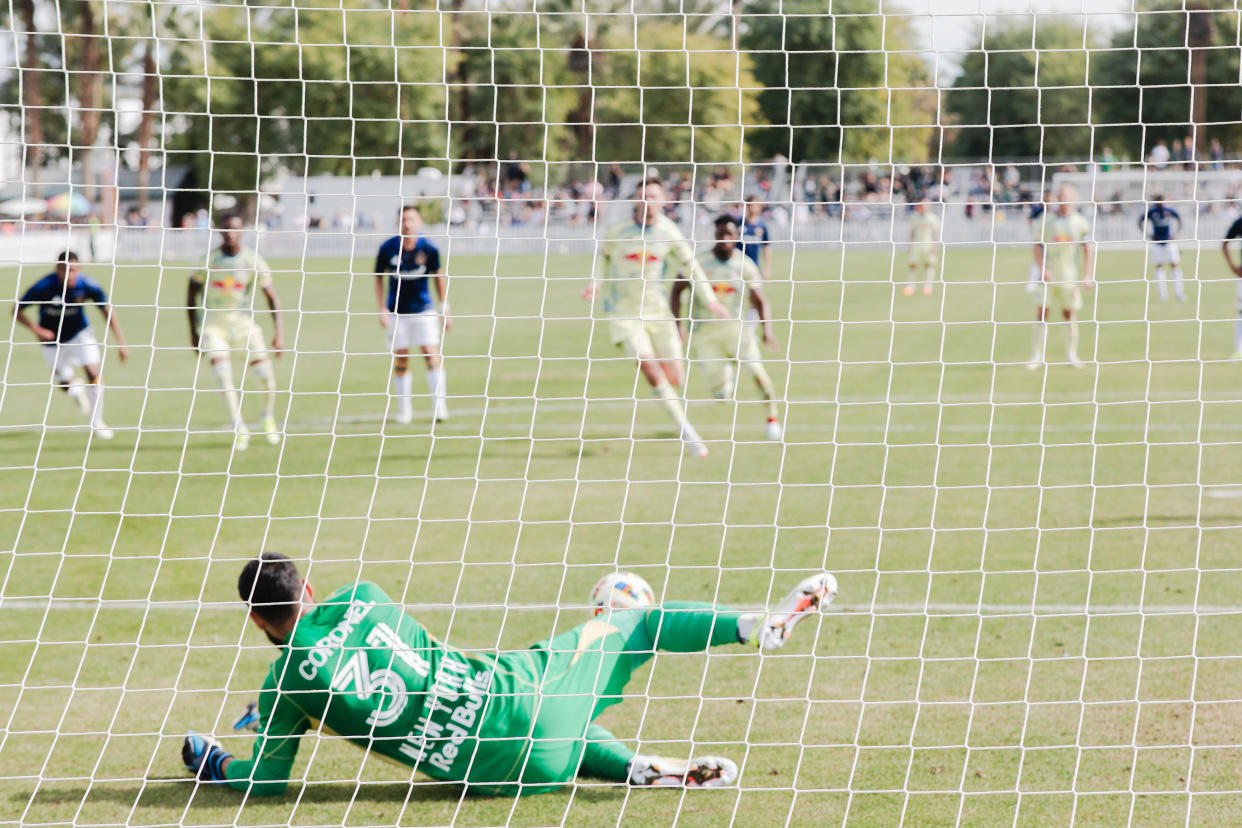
[652,381,701,442]
[743,360,778,420]
[66,377,88,412]
[250,359,276,418]
[1154,266,1167,299]
[736,612,761,645]
[580,724,635,781]
[211,359,244,427]
[426,368,446,409]
[1172,267,1185,298]
[1030,325,1047,360]
[1063,318,1080,360]
[393,371,412,403]
[85,381,104,426]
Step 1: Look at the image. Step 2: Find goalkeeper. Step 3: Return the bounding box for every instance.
[182,553,837,796]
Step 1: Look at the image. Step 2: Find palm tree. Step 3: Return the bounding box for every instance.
[19,0,44,196]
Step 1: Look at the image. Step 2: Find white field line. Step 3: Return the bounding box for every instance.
[1,598,1239,615]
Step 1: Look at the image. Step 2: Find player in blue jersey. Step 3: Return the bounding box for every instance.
[1220,213,1242,357]
[374,205,450,424]
[13,251,129,438]
[737,197,772,334]
[1141,195,1185,302]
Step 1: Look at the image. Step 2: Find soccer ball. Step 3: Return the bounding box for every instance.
[589,571,655,616]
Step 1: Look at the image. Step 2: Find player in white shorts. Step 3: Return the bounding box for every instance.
[374,204,450,424]
[1141,195,1184,302]
[188,214,285,450]
[15,250,129,438]
[672,215,783,441]
[582,177,728,457]
[1030,186,1094,369]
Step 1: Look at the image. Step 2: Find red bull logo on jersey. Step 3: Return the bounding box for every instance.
[210,276,244,291]
[712,283,737,296]
[624,252,661,262]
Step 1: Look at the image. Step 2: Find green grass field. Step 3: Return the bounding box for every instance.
[3,243,1242,827]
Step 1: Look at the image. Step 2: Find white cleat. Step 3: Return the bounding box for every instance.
[235,425,251,451]
[394,404,414,425]
[1067,355,1085,369]
[92,423,114,440]
[628,755,738,788]
[261,415,281,445]
[1025,356,1044,371]
[752,572,838,651]
[685,439,709,458]
[765,419,783,441]
[433,404,450,423]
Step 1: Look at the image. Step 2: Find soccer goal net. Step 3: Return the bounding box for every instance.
[3,1,1242,826]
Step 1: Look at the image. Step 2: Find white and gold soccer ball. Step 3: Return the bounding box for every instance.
[588,571,655,616]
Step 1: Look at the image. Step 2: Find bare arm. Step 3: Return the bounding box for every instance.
[1033,243,1045,280]
[686,258,729,320]
[1224,241,1242,277]
[99,303,129,364]
[750,285,777,349]
[1081,242,1095,289]
[261,284,285,356]
[434,271,451,331]
[669,277,690,341]
[759,245,772,282]
[13,304,54,342]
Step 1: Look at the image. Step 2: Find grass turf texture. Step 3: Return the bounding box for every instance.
[2,244,1242,827]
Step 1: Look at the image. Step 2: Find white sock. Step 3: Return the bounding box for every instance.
[212,359,244,427]
[426,368,446,410]
[1154,266,1167,298]
[1063,318,1079,360]
[652,381,699,441]
[1031,325,1047,360]
[85,382,104,426]
[1172,267,1185,297]
[250,360,276,419]
[1234,317,1242,353]
[66,378,88,410]
[393,372,412,406]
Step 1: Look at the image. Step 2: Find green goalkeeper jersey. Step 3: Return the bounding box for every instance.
[225,582,531,795]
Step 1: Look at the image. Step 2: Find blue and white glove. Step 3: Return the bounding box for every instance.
[182,732,232,782]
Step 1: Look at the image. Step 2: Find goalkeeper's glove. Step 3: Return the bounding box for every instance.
[182,732,232,783]
[232,702,259,732]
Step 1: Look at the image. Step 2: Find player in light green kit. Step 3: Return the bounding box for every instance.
[582,177,729,458]
[182,553,838,795]
[671,215,783,441]
[1030,185,1094,369]
[903,199,941,296]
[187,214,285,449]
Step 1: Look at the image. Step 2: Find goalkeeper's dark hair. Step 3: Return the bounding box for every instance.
[238,552,304,625]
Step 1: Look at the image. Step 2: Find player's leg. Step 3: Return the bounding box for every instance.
[1152,245,1168,301]
[924,250,938,294]
[1026,260,1041,294]
[614,319,707,457]
[388,315,415,424]
[903,253,917,296]
[1232,279,1242,358]
[1059,286,1084,366]
[1168,245,1185,301]
[245,324,279,444]
[693,327,734,400]
[1028,295,1049,369]
[650,319,686,389]
[201,325,247,444]
[736,333,781,440]
[43,341,90,416]
[410,309,448,420]
[80,363,113,440]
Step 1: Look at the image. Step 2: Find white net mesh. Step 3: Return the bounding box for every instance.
[3,1,1242,825]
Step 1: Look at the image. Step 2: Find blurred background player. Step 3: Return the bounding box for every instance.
[1220,211,1242,357]
[182,553,838,795]
[187,214,284,450]
[737,196,772,335]
[1030,185,1094,369]
[672,215,783,441]
[904,199,941,295]
[374,204,450,424]
[582,178,728,458]
[1141,194,1184,302]
[14,251,128,439]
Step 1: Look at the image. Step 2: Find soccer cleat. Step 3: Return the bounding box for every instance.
[232,701,259,732]
[751,572,838,651]
[765,418,783,441]
[235,424,251,451]
[685,439,709,458]
[68,380,91,415]
[1026,356,1044,371]
[92,423,115,440]
[433,403,450,423]
[1066,354,1085,369]
[394,403,414,425]
[902,285,915,296]
[922,284,933,295]
[261,415,280,445]
[628,755,738,788]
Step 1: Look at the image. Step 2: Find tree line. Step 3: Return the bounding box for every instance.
[3,0,1238,214]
